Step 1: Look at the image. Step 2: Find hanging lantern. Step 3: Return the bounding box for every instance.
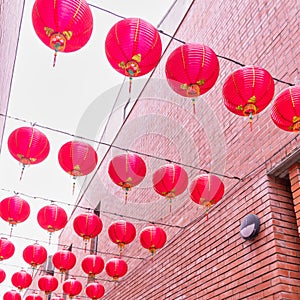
[223,65,275,130]
[23,243,47,268]
[0,237,15,261]
[152,164,188,211]
[165,43,219,113]
[189,174,224,220]
[108,220,136,254]
[73,212,103,249]
[37,204,68,243]
[58,141,98,194]
[105,258,128,282]
[25,292,43,300]
[38,274,59,295]
[52,249,76,275]
[108,153,146,201]
[3,290,21,300]
[11,270,32,291]
[271,85,300,132]
[62,277,83,298]
[32,0,93,66]
[81,254,104,278]
[86,282,105,300]
[139,225,167,256]
[0,268,6,283]
[7,126,50,179]
[0,196,30,236]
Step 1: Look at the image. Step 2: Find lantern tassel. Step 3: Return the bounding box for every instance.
[53,50,58,67]
[9,225,14,237]
[206,207,209,221]
[249,112,253,131]
[129,76,133,94]
[48,232,52,245]
[192,98,196,114]
[169,198,172,213]
[19,164,25,181]
[125,189,129,204]
[72,177,76,195]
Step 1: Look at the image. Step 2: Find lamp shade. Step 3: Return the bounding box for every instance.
[105,258,128,282]
[0,268,6,283]
[11,270,32,291]
[23,243,47,268]
[81,254,104,278]
[0,238,15,261]
[86,282,105,299]
[25,293,43,300]
[3,291,21,300]
[38,275,58,295]
[52,249,76,273]
[62,277,82,298]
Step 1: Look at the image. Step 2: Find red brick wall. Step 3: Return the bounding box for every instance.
[289,164,300,236]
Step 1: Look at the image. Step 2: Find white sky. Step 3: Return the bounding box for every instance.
[0,0,174,296]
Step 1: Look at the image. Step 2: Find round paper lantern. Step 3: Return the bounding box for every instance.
[23,243,47,268]
[86,282,105,300]
[139,225,167,255]
[7,127,50,179]
[105,258,128,282]
[223,65,275,129]
[58,141,98,193]
[73,212,103,245]
[0,237,15,261]
[166,43,219,112]
[108,220,136,254]
[38,275,58,295]
[52,249,76,274]
[0,196,30,235]
[152,164,188,210]
[3,290,21,300]
[11,270,32,291]
[32,0,93,66]
[189,174,225,220]
[108,153,146,201]
[0,268,6,283]
[63,277,82,298]
[271,85,300,132]
[105,18,162,78]
[81,254,104,278]
[25,292,43,300]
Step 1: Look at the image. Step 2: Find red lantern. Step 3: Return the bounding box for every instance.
[165,43,219,112]
[105,258,128,282]
[189,174,224,220]
[38,274,58,295]
[105,18,162,78]
[23,243,47,268]
[0,237,15,261]
[58,141,98,193]
[139,225,167,255]
[108,220,136,254]
[152,164,188,210]
[108,153,146,201]
[86,282,105,299]
[271,85,300,132]
[0,196,30,235]
[11,270,32,291]
[3,290,21,300]
[62,277,82,298]
[7,127,50,179]
[32,0,93,66]
[73,212,103,246]
[37,204,68,243]
[223,65,275,130]
[52,249,76,274]
[81,254,104,278]
[25,293,43,300]
[0,268,6,283]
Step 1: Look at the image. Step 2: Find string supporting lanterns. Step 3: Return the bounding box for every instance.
[189,174,225,221]
[86,282,105,300]
[105,18,162,92]
[3,290,21,300]
[37,204,68,243]
[62,277,83,299]
[81,254,104,279]
[222,65,275,130]
[165,43,220,113]
[25,293,43,300]
[271,85,300,132]
[23,243,47,269]
[139,225,167,257]
[0,268,6,283]
[0,196,30,236]
[58,141,98,194]
[152,164,188,211]
[108,220,136,255]
[108,153,147,202]
[38,274,59,296]
[7,126,50,180]
[105,258,128,283]
[52,248,76,277]
[32,0,93,66]
[0,237,15,261]
[11,270,32,291]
